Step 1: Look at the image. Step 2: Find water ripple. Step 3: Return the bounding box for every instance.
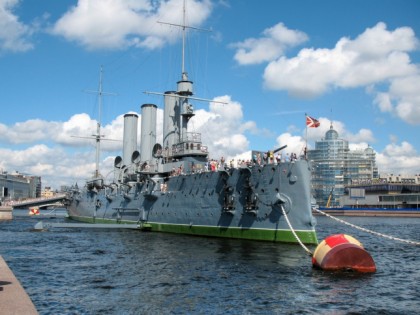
[0,216,419,314]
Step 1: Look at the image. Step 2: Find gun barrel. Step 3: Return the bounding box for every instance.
[273,145,287,153]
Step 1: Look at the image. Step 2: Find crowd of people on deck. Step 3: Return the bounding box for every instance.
[169,150,305,177]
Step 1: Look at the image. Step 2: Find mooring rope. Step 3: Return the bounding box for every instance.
[313,208,420,246]
[280,205,313,256]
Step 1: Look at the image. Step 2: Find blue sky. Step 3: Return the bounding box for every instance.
[0,0,419,189]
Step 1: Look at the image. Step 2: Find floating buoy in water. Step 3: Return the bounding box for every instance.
[29,207,40,216]
[312,234,376,273]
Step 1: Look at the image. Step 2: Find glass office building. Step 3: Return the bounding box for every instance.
[307,124,378,207]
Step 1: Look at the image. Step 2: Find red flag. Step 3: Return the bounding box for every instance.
[306,115,320,128]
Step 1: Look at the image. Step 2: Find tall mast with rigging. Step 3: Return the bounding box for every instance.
[146,1,225,157]
[84,66,116,178]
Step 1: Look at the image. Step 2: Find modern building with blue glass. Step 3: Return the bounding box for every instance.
[307,124,378,207]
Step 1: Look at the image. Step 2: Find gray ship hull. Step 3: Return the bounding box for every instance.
[68,160,318,244]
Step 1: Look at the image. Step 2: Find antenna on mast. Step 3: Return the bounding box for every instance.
[147,1,226,105]
[79,66,117,178]
[157,0,211,80]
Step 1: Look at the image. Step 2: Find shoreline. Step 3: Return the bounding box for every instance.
[0,255,38,314]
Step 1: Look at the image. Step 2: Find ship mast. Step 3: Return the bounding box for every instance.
[85,66,116,178]
[95,66,104,178]
[181,0,187,79]
[142,0,226,160]
[157,0,210,81]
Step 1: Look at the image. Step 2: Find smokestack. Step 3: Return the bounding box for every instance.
[123,113,138,172]
[140,104,157,165]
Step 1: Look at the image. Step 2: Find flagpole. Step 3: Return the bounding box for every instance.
[305,113,308,154]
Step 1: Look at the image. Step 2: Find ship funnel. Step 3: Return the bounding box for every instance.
[123,113,138,173]
[140,104,157,165]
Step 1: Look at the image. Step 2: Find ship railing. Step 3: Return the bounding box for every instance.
[181,132,201,142]
[171,142,207,157]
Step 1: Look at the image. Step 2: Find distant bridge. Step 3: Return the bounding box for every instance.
[7,194,68,210]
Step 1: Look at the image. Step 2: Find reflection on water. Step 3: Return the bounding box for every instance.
[0,214,419,314]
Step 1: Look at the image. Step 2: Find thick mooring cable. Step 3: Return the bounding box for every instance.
[313,208,420,246]
[280,205,313,256]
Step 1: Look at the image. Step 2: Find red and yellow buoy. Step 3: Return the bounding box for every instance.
[29,207,40,216]
[312,234,376,273]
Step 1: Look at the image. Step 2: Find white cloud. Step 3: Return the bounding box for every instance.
[0,0,35,53]
[0,119,59,144]
[369,71,420,124]
[262,22,419,98]
[345,128,375,144]
[344,23,418,58]
[373,91,393,112]
[0,112,128,188]
[244,22,420,126]
[189,95,257,159]
[230,22,308,65]
[275,132,306,157]
[377,75,420,125]
[0,113,125,151]
[51,0,213,50]
[376,141,420,175]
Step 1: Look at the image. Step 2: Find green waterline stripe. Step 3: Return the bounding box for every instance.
[70,215,316,232]
[69,215,318,244]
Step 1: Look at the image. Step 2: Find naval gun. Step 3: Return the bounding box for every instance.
[272,145,287,154]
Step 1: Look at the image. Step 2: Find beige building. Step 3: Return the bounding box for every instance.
[41,186,55,198]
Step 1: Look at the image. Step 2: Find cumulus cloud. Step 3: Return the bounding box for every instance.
[0,119,59,144]
[275,132,306,157]
[0,145,103,188]
[251,22,420,125]
[51,0,213,50]
[231,22,420,125]
[190,95,258,159]
[230,22,308,65]
[376,141,420,175]
[0,0,35,53]
[262,22,419,98]
[373,74,420,125]
[0,114,124,151]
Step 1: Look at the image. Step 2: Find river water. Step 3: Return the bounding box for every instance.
[1,211,419,314]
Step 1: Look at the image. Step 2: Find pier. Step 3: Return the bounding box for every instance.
[0,206,13,220]
[0,256,38,314]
